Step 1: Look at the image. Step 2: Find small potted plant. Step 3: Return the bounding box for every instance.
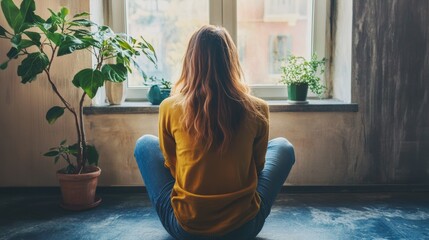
[279,53,326,103]
[146,76,172,105]
[0,0,156,210]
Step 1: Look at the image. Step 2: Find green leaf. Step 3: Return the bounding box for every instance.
[101,64,127,82]
[72,69,104,98]
[19,22,32,32]
[86,145,99,166]
[0,60,9,70]
[44,150,59,157]
[19,0,35,23]
[45,12,61,32]
[68,143,79,155]
[30,13,44,23]
[70,19,95,27]
[98,25,111,33]
[57,35,86,56]
[17,52,49,83]
[0,25,8,36]
[47,8,58,18]
[24,31,41,45]
[141,36,157,62]
[79,36,101,49]
[19,39,35,48]
[54,156,60,163]
[73,12,90,18]
[43,20,57,33]
[48,23,58,33]
[142,37,156,55]
[72,28,92,36]
[11,34,21,48]
[46,32,63,45]
[141,49,157,66]
[131,58,148,80]
[46,106,65,124]
[59,7,69,19]
[13,17,24,33]
[60,139,67,145]
[6,47,19,59]
[116,37,134,52]
[1,0,23,33]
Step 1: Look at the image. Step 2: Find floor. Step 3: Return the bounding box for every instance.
[1,192,428,240]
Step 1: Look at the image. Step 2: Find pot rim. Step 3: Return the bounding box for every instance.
[57,166,101,181]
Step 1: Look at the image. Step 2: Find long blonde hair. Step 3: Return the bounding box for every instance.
[173,25,267,153]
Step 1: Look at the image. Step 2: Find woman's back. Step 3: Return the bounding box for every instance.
[134,25,294,240]
[159,94,269,235]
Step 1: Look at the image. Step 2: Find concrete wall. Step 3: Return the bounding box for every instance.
[352,0,429,183]
[84,112,362,186]
[1,0,428,186]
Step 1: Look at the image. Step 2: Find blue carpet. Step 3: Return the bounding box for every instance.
[0,192,428,239]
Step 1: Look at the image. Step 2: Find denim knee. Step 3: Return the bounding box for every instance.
[271,137,296,167]
[134,134,158,159]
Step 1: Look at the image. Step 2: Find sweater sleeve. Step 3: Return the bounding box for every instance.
[159,99,177,176]
[253,102,269,175]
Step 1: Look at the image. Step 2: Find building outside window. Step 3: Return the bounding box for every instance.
[126,0,209,88]
[264,0,308,23]
[269,35,292,75]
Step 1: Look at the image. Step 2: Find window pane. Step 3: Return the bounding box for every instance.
[127,0,209,87]
[237,0,313,85]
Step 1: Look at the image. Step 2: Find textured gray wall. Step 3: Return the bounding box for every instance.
[353,0,429,183]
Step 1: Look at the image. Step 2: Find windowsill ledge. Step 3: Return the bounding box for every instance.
[83,99,358,115]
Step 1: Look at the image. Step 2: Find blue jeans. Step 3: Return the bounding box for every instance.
[134,135,295,240]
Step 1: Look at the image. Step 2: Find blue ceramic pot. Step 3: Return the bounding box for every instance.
[147,85,171,105]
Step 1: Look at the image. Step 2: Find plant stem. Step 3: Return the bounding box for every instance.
[47,46,57,72]
[96,56,103,69]
[61,153,72,166]
[43,45,83,171]
[96,45,104,70]
[78,92,87,172]
[44,69,83,168]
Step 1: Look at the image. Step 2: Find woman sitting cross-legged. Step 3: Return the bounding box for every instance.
[134,25,295,240]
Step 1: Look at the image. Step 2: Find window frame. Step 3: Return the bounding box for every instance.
[109,0,330,101]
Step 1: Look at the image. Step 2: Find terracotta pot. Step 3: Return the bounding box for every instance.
[57,166,102,211]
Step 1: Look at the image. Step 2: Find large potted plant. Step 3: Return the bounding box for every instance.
[0,0,156,210]
[279,53,326,103]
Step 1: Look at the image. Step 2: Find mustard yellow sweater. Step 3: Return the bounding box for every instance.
[158,94,269,236]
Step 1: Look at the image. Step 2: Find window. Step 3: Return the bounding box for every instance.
[111,0,329,100]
